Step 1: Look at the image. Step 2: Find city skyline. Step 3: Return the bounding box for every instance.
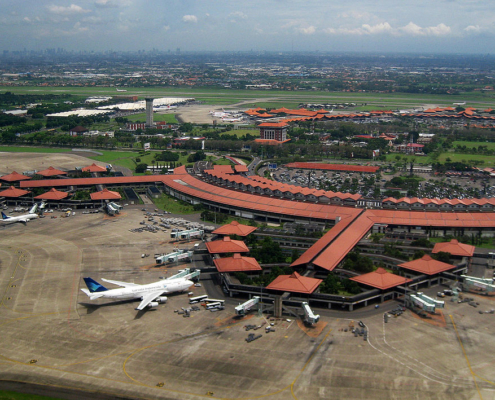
[1,0,495,54]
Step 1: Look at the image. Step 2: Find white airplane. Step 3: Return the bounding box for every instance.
[209,109,231,118]
[116,88,127,92]
[453,102,466,106]
[221,116,243,123]
[1,203,40,225]
[81,276,194,310]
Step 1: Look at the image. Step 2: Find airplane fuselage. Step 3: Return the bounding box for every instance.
[1,213,38,224]
[95,279,192,301]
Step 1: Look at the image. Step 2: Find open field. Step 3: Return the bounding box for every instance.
[453,141,495,150]
[3,85,495,109]
[126,112,179,124]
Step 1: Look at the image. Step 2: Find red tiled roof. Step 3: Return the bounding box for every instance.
[212,165,234,174]
[90,188,121,200]
[36,166,67,177]
[234,165,249,173]
[350,267,411,290]
[0,171,31,182]
[258,121,289,128]
[254,139,291,145]
[286,162,379,173]
[212,220,257,236]
[82,163,107,173]
[20,175,168,188]
[0,185,30,198]
[34,188,68,200]
[398,255,456,275]
[432,239,475,257]
[266,271,322,294]
[214,253,262,272]
[205,236,249,254]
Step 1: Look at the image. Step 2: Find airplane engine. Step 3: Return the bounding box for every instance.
[147,302,159,308]
[156,296,168,303]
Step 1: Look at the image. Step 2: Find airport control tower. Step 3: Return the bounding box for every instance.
[145,98,154,127]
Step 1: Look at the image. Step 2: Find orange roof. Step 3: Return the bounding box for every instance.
[205,236,249,254]
[258,121,289,128]
[234,165,249,173]
[350,267,412,290]
[214,253,262,272]
[212,221,257,237]
[90,188,121,200]
[432,239,475,257]
[256,113,274,118]
[0,171,31,182]
[0,185,30,198]
[398,255,456,275]
[36,166,67,177]
[266,271,322,294]
[254,139,291,145]
[34,188,68,200]
[212,165,234,174]
[82,163,107,173]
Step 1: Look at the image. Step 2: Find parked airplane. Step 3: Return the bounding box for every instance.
[221,116,243,123]
[116,88,127,92]
[209,109,232,118]
[453,102,466,106]
[1,203,41,225]
[81,276,194,310]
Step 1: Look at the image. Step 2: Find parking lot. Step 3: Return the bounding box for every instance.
[1,207,495,399]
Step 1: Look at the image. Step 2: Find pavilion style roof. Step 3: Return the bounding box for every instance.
[37,166,67,177]
[0,171,31,182]
[432,239,475,257]
[34,188,69,201]
[212,221,257,237]
[214,253,262,273]
[82,163,107,173]
[266,271,322,294]
[350,267,412,290]
[0,186,30,198]
[90,188,121,200]
[234,165,249,173]
[205,236,249,254]
[398,255,456,275]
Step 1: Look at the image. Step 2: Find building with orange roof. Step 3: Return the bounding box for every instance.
[212,221,257,237]
[34,188,68,201]
[36,166,67,177]
[82,163,107,173]
[206,236,249,254]
[90,188,121,201]
[214,253,262,273]
[266,271,322,294]
[286,162,379,174]
[398,255,456,275]
[432,239,475,257]
[0,186,30,198]
[0,171,31,183]
[350,267,411,290]
[258,121,288,142]
[234,165,248,174]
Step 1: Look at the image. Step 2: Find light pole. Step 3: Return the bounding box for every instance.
[489,252,494,268]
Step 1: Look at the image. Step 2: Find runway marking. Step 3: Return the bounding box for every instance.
[0,249,25,308]
[450,314,484,399]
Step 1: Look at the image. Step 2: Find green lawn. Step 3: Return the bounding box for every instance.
[152,193,198,214]
[3,85,495,108]
[438,153,495,165]
[0,391,60,400]
[0,146,69,153]
[452,141,495,150]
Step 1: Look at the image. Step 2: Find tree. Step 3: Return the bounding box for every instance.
[135,163,148,173]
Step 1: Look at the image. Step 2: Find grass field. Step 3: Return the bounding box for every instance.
[3,85,495,109]
[0,146,69,153]
[453,140,495,150]
[0,391,58,400]
[438,153,495,165]
[152,193,197,214]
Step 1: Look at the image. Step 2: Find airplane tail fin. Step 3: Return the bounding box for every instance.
[1,212,9,220]
[28,203,38,214]
[83,277,108,293]
[81,288,105,300]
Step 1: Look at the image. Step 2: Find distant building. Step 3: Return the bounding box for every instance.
[258,121,288,142]
[69,126,88,136]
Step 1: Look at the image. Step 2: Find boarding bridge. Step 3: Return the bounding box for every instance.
[156,250,187,264]
[166,268,200,282]
[107,203,119,215]
[407,292,439,313]
[235,296,260,316]
[416,292,444,309]
[109,202,122,211]
[302,302,320,324]
[461,275,495,293]
[171,229,204,240]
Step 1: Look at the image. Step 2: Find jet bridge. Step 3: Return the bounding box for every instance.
[235,296,260,316]
[461,275,495,294]
[407,292,443,313]
[166,267,200,282]
[171,229,204,240]
[155,249,193,264]
[302,302,320,325]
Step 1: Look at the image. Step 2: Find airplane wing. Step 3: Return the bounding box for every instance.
[101,278,140,288]
[136,291,164,310]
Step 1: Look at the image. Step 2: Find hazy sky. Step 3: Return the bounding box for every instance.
[1,0,495,54]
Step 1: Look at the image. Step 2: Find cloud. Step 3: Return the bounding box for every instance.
[228,11,247,20]
[47,4,91,15]
[323,22,452,37]
[94,0,130,8]
[299,26,316,35]
[464,24,481,33]
[23,17,31,23]
[163,25,170,32]
[182,15,198,23]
